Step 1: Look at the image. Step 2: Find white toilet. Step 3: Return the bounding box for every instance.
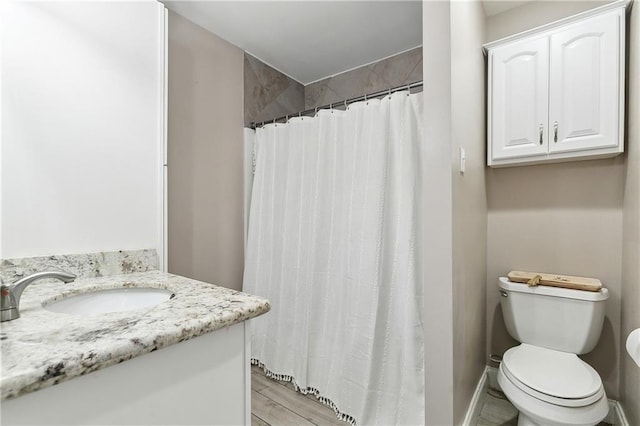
[497,277,610,426]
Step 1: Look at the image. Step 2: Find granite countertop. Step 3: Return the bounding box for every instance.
[0,271,270,400]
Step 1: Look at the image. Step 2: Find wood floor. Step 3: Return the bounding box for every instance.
[251,365,348,426]
[252,371,614,426]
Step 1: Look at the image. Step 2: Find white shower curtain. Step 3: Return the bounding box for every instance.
[244,91,424,425]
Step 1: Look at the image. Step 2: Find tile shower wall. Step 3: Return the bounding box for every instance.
[244,47,423,126]
[244,53,304,126]
[304,47,422,110]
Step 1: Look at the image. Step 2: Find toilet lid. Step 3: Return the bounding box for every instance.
[503,344,602,400]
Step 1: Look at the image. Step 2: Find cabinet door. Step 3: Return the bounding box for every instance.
[490,37,549,162]
[548,10,621,153]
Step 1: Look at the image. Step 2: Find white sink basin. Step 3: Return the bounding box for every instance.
[44,287,175,315]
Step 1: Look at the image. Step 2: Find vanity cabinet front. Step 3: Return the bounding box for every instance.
[486,5,626,167]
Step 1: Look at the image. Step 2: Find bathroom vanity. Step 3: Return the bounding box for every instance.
[0,254,270,425]
[1,2,270,423]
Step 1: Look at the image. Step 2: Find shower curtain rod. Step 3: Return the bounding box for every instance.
[250,80,423,129]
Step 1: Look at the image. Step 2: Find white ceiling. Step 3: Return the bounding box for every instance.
[161,1,423,85]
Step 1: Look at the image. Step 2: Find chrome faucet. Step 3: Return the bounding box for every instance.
[0,271,76,322]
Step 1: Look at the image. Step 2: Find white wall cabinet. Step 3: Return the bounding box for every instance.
[485,3,626,167]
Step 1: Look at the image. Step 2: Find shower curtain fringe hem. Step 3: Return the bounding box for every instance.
[251,358,357,425]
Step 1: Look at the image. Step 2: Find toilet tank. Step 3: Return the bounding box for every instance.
[498,277,609,354]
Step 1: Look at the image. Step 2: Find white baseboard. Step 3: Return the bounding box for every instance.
[462,367,489,426]
[463,365,629,426]
[609,399,629,426]
[486,365,500,391]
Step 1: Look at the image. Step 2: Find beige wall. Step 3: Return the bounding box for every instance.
[621,3,640,424]
[423,1,454,423]
[167,12,245,291]
[423,1,488,423]
[485,1,625,400]
[485,0,611,41]
[486,159,624,397]
[451,0,488,423]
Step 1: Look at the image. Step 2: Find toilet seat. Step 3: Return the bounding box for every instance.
[498,363,609,426]
[502,344,604,407]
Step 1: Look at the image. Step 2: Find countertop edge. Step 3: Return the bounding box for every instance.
[3,303,269,400]
[0,271,271,401]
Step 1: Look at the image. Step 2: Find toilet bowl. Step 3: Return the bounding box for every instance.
[497,344,609,426]
[497,277,610,426]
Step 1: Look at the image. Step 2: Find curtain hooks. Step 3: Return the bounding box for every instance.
[344,99,347,110]
[364,93,368,105]
[285,114,289,123]
[315,106,318,116]
[330,103,333,113]
[406,84,411,96]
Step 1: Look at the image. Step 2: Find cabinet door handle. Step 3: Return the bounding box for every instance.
[539,124,543,145]
[554,121,558,143]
